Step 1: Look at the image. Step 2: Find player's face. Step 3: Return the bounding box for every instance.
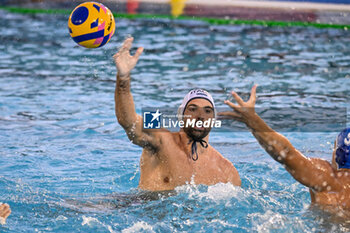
[183,98,215,140]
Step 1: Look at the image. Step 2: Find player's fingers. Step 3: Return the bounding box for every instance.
[231,91,245,106]
[123,37,134,51]
[118,37,133,54]
[112,53,119,61]
[224,100,241,112]
[249,84,258,104]
[4,208,10,218]
[134,47,144,60]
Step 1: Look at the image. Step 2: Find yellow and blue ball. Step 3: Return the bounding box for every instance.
[68,2,115,48]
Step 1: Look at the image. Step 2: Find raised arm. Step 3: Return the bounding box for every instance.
[113,37,160,149]
[218,86,341,192]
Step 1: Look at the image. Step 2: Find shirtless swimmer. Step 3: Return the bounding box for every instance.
[220,85,350,210]
[113,37,241,191]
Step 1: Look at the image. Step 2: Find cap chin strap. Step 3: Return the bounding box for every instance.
[188,138,208,161]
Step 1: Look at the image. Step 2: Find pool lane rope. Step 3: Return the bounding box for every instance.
[1,6,349,30]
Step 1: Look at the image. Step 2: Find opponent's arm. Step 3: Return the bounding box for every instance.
[219,86,341,192]
[114,37,160,149]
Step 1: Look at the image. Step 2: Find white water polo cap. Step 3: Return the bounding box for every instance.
[177,89,216,121]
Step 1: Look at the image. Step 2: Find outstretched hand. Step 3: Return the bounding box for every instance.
[0,203,11,225]
[218,85,258,123]
[113,37,144,78]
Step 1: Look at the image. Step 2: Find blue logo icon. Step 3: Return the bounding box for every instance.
[143,109,162,129]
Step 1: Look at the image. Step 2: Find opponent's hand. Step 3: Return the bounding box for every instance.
[113,37,144,78]
[218,85,258,123]
[0,203,11,225]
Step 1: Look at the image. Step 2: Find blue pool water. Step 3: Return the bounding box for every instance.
[0,10,350,232]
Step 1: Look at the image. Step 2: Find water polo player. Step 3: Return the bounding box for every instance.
[220,85,350,209]
[113,37,241,191]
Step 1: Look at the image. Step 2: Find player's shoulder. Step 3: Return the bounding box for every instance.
[209,145,226,157]
[148,128,175,140]
[309,157,334,170]
[309,157,350,183]
[153,131,185,147]
[208,145,234,167]
[333,169,350,182]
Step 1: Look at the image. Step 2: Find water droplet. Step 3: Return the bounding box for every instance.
[280,150,287,158]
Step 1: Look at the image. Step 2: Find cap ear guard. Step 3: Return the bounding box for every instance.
[335,128,350,169]
[336,147,348,168]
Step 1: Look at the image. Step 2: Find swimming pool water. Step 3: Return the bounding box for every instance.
[0,10,350,232]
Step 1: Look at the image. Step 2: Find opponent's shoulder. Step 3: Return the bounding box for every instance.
[309,157,338,179]
[333,169,350,184]
[309,157,334,170]
[309,158,348,191]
